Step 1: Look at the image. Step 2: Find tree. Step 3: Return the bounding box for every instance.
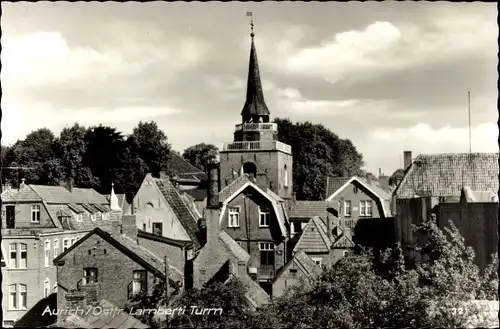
[182,143,219,172]
[127,121,171,177]
[274,118,364,200]
[83,125,128,194]
[389,168,405,186]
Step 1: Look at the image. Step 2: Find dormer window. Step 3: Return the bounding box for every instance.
[90,214,96,221]
[31,205,41,223]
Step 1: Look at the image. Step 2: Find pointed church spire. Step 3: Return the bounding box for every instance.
[241,13,270,123]
[110,181,121,211]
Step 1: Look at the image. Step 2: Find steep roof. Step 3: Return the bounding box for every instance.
[184,188,207,201]
[290,201,327,219]
[241,37,270,119]
[31,185,76,203]
[218,174,251,203]
[166,152,207,182]
[293,216,331,253]
[292,250,323,281]
[71,188,108,204]
[394,153,499,199]
[331,234,355,249]
[219,230,251,263]
[155,178,201,249]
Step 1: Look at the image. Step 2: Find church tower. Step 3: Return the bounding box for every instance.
[219,19,293,201]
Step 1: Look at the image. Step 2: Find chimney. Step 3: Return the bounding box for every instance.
[19,178,26,189]
[121,215,138,242]
[325,200,337,242]
[366,175,372,185]
[379,175,390,191]
[379,168,382,177]
[403,151,412,170]
[206,162,221,245]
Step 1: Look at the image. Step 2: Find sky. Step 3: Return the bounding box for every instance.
[1,2,498,176]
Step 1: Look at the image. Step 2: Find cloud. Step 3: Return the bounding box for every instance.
[259,14,497,84]
[1,97,181,146]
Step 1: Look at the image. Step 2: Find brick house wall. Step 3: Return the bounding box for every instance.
[56,234,160,311]
[2,202,53,229]
[132,174,190,241]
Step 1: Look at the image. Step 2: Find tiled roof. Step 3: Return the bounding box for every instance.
[290,201,327,219]
[293,250,323,281]
[293,216,332,253]
[266,188,284,203]
[219,230,251,263]
[59,299,148,328]
[72,187,108,204]
[331,234,355,249]
[30,185,76,203]
[2,185,43,202]
[325,177,350,199]
[394,153,499,199]
[183,188,207,201]
[155,178,201,249]
[218,174,251,202]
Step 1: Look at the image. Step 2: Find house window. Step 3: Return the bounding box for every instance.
[63,239,69,252]
[9,244,17,268]
[90,214,96,221]
[19,244,27,268]
[345,219,357,229]
[9,284,17,309]
[53,284,58,293]
[152,223,163,236]
[353,186,358,194]
[76,213,83,222]
[71,238,76,246]
[259,207,270,227]
[31,205,41,223]
[19,284,27,309]
[284,165,288,187]
[311,257,322,267]
[344,201,351,217]
[53,240,59,258]
[291,222,303,235]
[83,267,98,284]
[44,241,50,267]
[142,223,146,231]
[259,242,274,266]
[44,279,50,298]
[228,207,240,227]
[96,212,102,220]
[102,212,109,221]
[132,270,147,295]
[360,201,372,217]
[6,205,15,228]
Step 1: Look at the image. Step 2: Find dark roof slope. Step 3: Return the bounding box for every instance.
[155,178,201,249]
[166,152,207,181]
[394,153,499,199]
[290,201,327,219]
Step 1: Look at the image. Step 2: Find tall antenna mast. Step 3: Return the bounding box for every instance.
[468,91,472,153]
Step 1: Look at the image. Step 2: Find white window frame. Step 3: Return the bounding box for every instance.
[360,201,372,217]
[284,165,288,187]
[53,239,59,258]
[90,213,96,221]
[259,206,271,227]
[102,212,109,221]
[19,243,27,269]
[366,201,373,216]
[228,207,240,228]
[9,243,17,268]
[44,279,50,298]
[44,241,50,268]
[311,257,323,267]
[344,201,351,217]
[9,284,17,310]
[259,242,274,251]
[19,284,27,310]
[63,239,69,252]
[76,213,83,222]
[71,238,76,246]
[31,205,41,223]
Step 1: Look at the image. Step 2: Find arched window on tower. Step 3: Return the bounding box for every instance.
[284,164,288,187]
[243,162,257,179]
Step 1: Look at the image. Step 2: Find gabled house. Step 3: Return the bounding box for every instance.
[393,152,499,269]
[131,173,201,250]
[193,163,271,308]
[217,174,289,290]
[272,250,322,299]
[53,215,185,321]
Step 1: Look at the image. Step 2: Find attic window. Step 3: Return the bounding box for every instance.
[310,227,315,232]
[290,268,298,273]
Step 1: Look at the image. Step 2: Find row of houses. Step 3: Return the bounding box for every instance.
[2,26,498,328]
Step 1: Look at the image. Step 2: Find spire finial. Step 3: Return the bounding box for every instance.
[246,12,254,39]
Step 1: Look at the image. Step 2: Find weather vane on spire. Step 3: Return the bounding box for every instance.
[246,12,254,39]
